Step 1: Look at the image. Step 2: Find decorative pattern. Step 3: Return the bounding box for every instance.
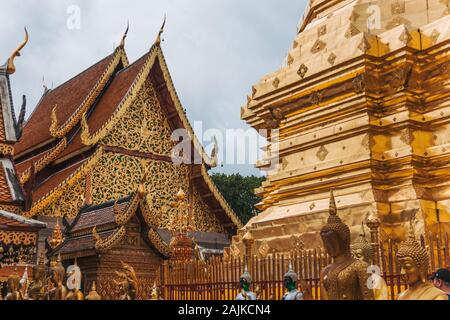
[192,188,225,233]
[0,144,14,156]
[272,77,280,89]
[0,231,37,246]
[316,146,329,162]
[50,48,129,138]
[148,229,172,257]
[399,28,412,45]
[345,24,360,39]
[430,29,441,45]
[328,53,337,66]
[311,39,326,54]
[93,226,126,252]
[297,64,308,79]
[391,1,406,15]
[101,80,175,156]
[318,25,327,37]
[358,36,371,53]
[19,138,68,185]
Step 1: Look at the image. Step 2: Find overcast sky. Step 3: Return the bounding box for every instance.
[1,0,307,176]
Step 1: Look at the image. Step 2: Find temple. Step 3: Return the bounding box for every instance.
[0,28,46,287]
[13,25,242,298]
[235,0,450,253]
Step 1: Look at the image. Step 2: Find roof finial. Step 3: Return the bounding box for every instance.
[154,14,166,46]
[119,21,130,48]
[6,27,29,75]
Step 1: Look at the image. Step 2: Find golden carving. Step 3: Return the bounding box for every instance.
[327,53,337,66]
[93,226,126,252]
[0,144,14,156]
[297,64,308,79]
[0,231,36,246]
[101,80,175,156]
[316,145,329,162]
[51,48,129,138]
[6,27,28,75]
[311,39,326,54]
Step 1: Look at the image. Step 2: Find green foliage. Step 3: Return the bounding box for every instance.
[211,173,265,225]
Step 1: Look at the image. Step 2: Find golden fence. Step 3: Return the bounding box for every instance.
[159,232,449,300]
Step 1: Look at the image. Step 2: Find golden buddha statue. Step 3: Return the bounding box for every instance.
[85,282,102,300]
[46,254,68,300]
[114,261,138,300]
[28,252,47,300]
[351,224,388,300]
[397,222,447,300]
[5,270,23,300]
[320,191,374,300]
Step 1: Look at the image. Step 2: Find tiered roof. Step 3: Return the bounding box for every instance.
[14,29,242,231]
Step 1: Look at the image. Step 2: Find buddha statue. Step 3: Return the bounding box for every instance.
[5,270,23,300]
[282,262,304,300]
[236,266,257,300]
[85,282,102,300]
[351,224,388,300]
[320,191,374,300]
[28,252,47,300]
[46,254,68,300]
[114,261,138,300]
[65,259,84,300]
[397,222,447,300]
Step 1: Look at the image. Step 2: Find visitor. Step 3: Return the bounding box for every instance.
[431,268,450,300]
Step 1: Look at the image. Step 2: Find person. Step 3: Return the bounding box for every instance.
[431,268,450,300]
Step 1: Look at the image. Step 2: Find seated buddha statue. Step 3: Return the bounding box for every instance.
[5,270,23,300]
[397,222,447,300]
[351,224,388,300]
[282,262,304,300]
[46,254,68,300]
[27,252,46,300]
[320,191,374,300]
[236,267,257,300]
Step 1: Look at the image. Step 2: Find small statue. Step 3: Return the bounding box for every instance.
[150,282,163,300]
[351,224,388,300]
[235,266,257,300]
[65,259,84,300]
[5,269,23,300]
[46,254,68,300]
[320,191,374,300]
[114,261,138,300]
[85,282,102,300]
[282,262,304,300]
[397,221,448,300]
[28,252,47,300]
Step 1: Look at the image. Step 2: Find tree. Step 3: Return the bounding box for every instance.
[211,173,265,225]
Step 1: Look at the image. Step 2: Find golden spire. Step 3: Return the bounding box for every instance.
[86,281,102,300]
[119,21,130,48]
[6,27,29,75]
[48,218,64,249]
[154,15,166,46]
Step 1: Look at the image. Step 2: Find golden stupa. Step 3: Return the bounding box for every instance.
[234,0,450,253]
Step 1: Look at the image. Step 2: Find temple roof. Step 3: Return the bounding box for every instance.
[15,51,125,156]
[0,210,46,229]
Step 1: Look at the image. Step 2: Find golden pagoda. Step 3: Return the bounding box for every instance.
[235,0,450,253]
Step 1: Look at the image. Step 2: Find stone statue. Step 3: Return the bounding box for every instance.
[320,191,374,300]
[46,254,68,300]
[28,252,47,300]
[5,270,23,300]
[351,224,388,300]
[397,222,447,300]
[65,259,84,300]
[85,282,102,300]
[114,261,138,300]
[236,266,257,300]
[282,262,304,300]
